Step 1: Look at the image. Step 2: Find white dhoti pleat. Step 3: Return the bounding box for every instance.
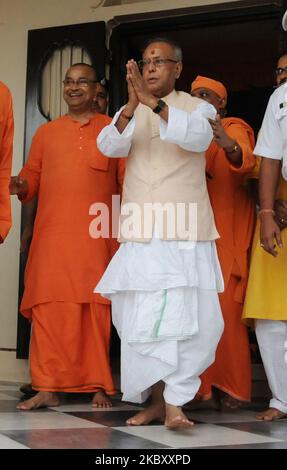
[255,319,287,414]
[95,236,224,406]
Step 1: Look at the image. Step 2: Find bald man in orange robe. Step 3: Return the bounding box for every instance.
[10,64,125,410]
[190,76,256,408]
[0,81,14,244]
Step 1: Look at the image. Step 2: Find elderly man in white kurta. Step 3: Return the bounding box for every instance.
[95,38,224,429]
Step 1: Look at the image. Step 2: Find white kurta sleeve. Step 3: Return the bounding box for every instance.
[97,107,135,157]
[254,93,283,160]
[159,101,216,152]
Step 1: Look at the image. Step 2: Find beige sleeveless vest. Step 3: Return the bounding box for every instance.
[118,89,219,242]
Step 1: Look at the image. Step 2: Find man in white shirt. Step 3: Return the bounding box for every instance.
[255,11,287,255]
[255,78,287,255]
[95,38,224,429]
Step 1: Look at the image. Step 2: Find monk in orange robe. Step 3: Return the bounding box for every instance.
[10,63,125,410]
[190,76,256,408]
[0,81,14,244]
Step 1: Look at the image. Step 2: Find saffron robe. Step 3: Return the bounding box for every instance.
[199,117,256,401]
[19,114,125,392]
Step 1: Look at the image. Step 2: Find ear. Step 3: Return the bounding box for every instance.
[219,98,226,109]
[175,61,183,80]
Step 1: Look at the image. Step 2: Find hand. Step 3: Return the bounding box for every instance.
[260,213,283,257]
[126,74,139,112]
[9,176,28,198]
[126,60,156,108]
[208,114,234,148]
[274,199,287,230]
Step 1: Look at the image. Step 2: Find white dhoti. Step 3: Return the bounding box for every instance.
[255,319,287,414]
[95,236,224,406]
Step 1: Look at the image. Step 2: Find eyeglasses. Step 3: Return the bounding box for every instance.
[62,78,97,87]
[137,58,179,70]
[275,66,287,76]
[95,92,107,100]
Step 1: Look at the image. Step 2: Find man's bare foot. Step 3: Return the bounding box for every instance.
[165,404,194,429]
[256,407,287,421]
[183,395,220,411]
[221,394,243,411]
[92,390,112,408]
[16,392,59,411]
[126,402,165,426]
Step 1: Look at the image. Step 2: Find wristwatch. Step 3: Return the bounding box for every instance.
[152,99,167,114]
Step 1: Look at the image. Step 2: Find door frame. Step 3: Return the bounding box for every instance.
[17,21,106,358]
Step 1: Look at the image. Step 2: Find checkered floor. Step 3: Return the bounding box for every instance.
[0,381,287,449]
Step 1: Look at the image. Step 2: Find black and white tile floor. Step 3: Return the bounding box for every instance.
[0,381,287,450]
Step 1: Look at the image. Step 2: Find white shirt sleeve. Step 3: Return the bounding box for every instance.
[97,107,135,157]
[159,101,216,152]
[254,93,283,160]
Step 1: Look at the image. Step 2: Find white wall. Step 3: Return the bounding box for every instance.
[0,0,240,381]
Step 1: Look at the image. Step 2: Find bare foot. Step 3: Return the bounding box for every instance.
[126,402,165,426]
[256,408,287,421]
[92,390,112,408]
[16,392,59,411]
[165,404,194,430]
[183,395,220,411]
[221,394,243,411]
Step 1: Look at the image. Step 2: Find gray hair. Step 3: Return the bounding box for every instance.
[142,37,183,62]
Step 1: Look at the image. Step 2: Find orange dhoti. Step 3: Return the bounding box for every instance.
[30,301,116,394]
[198,275,252,401]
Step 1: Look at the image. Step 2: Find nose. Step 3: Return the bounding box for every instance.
[147,60,156,72]
[278,71,287,85]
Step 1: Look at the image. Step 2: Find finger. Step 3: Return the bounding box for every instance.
[129,61,137,74]
[132,62,141,76]
[263,240,278,257]
[275,227,283,248]
[9,176,25,195]
[260,234,277,257]
[15,176,24,185]
[126,62,133,74]
[130,61,142,80]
